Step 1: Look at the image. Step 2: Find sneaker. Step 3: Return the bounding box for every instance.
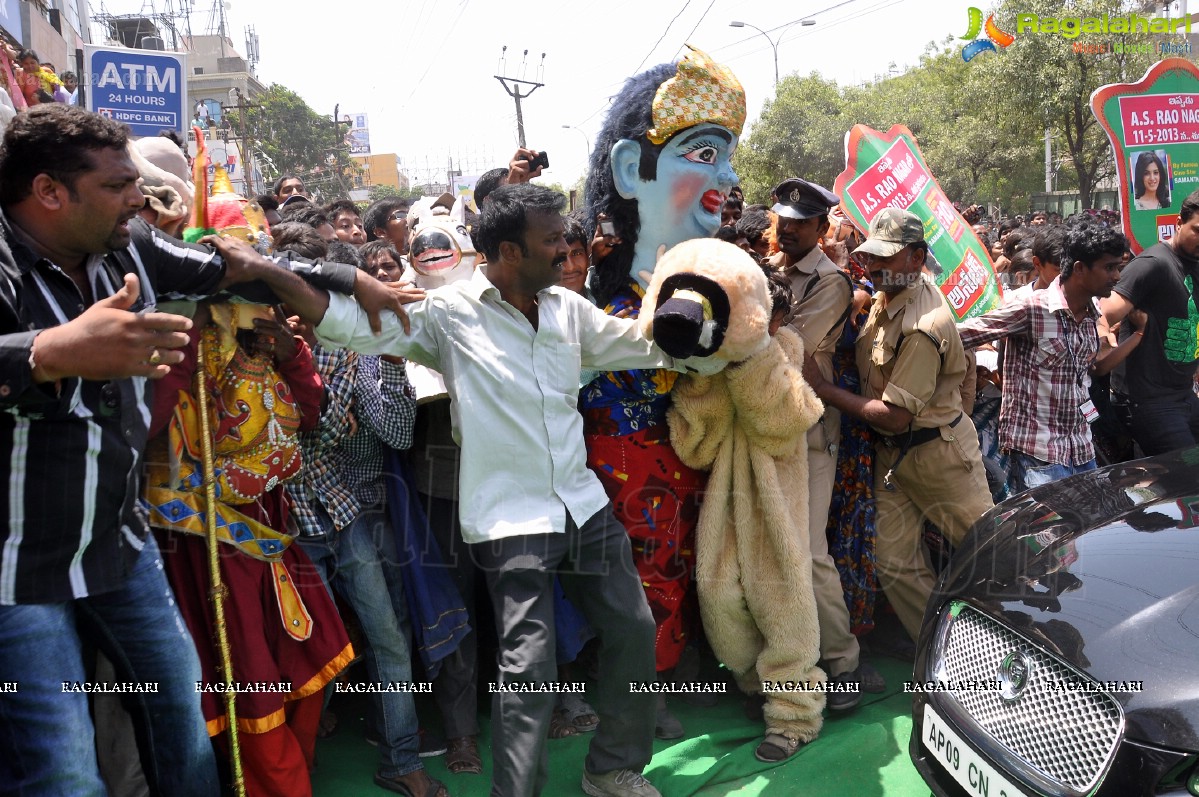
[654,694,683,740]
[754,732,804,762]
[826,670,862,712]
[418,728,447,758]
[857,661,887,693]
[743,693,765,722]
[582,768,662,797]
[827,662,887,711]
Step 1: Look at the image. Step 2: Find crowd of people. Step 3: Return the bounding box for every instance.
[1,42,1198,797]
[2,44,79,110]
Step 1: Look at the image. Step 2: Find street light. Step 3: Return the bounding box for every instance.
[729,18,815,86]
[561,124,591,159]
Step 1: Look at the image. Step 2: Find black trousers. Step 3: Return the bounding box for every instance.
[474,503,657,797]
[423,492,482,739]
[1130,391,1199,456]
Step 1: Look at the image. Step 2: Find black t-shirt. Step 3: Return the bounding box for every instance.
[1112,241,1199,401]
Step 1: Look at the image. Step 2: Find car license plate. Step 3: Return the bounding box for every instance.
[922,703,1028,797]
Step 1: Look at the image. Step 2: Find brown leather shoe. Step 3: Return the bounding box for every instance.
[445,735,482,775]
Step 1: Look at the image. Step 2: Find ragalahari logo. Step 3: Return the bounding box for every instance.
[960,7,1016,61]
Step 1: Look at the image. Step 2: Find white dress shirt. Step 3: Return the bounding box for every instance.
[316,267,680,543]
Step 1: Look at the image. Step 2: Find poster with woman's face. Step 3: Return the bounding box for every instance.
[1130,150,1172,211]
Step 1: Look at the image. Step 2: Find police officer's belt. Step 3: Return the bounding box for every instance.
[878,412,963,449]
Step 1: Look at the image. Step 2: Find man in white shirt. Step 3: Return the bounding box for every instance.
[247,183,682,797]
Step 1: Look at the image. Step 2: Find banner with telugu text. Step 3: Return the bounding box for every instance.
[1091,58,1199,255]
[833,124,1002,322]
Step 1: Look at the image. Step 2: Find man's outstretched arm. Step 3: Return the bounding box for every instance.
[204,235,419,333]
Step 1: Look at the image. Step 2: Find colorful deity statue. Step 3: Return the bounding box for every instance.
[584,45,744,306]
[579,45,745,739]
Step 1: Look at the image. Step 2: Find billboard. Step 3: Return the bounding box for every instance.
[0,0,24,45]
[1091,58,1199,253]
[345,112,371,156]
[834,124,1003,321]
[84,45,187,138]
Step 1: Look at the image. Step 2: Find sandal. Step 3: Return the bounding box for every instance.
[557,692,599,732]
[754,732,804,763]
[548,709,580,739]
[445,735,482,775]
[316,709,338,739]
[373,769,449,797]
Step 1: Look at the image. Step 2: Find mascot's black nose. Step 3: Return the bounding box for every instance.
[650,274,730,360]
[654,297,706,359]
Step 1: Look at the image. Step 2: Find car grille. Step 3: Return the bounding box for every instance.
[930,602,1124,797]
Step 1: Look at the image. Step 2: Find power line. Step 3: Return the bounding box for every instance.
[404,0,471,107]
[709,0,859,55]
[711,0,904,80]
[675,0,720,58]
[629,0,695,77]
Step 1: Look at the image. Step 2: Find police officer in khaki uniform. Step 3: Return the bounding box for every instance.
[802,208,993,641]
[768,178,883,705]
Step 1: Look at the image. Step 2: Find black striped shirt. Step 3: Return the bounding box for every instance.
[0,214,354,604]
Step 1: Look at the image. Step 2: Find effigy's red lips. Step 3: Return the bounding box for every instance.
[701,190,724,213]
[416,249,458,270]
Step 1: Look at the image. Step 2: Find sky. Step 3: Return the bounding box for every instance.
[87,0,1188,189]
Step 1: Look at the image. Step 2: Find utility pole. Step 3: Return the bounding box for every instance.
[1044,127,1053,193]
[494,47,545,148]
[329,103,353,196]
[220,88,264,194]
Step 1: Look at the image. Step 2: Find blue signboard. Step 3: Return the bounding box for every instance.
[0,0,24,45]
[84,45,188,138]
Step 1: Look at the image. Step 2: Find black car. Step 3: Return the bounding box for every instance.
[909,447,1199,797]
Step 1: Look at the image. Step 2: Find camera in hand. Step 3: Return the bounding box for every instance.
[528,151,549,172]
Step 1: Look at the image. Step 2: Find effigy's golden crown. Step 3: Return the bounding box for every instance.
[646,45,746,145]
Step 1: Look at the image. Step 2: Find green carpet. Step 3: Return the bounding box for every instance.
[311,658,933,796]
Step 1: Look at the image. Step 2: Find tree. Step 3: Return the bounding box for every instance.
[734,72,850,203]
[844,38,1043,210]
[976,0,1159,209]
[533,180,571,204]
[230,84,361,200]
[733,0,1162,215]
[734,41,1046,212]
[368,184,423,203]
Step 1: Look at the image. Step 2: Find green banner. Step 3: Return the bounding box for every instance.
[1091,58,1199,255]
[833,124,1001,321]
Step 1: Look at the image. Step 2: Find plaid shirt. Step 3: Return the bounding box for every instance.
[341,355,416,509]
[958,278,1098,466]
[285,345,361,536]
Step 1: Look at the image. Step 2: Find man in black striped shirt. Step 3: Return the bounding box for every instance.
[0,104,408,796]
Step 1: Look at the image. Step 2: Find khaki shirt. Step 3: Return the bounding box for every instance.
[770,247,853,454]
[769,248,852,384]
[855,274,967,432]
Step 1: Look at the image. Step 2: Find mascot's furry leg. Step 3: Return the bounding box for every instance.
[694,444,765,687]
[736,443,825,743]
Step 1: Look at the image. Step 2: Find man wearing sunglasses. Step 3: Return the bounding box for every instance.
[364,197,412,257]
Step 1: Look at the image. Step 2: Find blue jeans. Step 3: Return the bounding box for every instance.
[1008,451,1097,494]
[0,533,217,796]
[297,509,421,778]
